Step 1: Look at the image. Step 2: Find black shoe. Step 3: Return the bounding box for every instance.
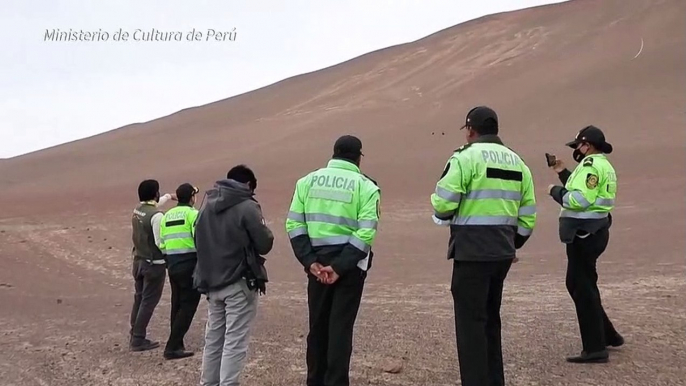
[163,350,194,360]
[566,350,609,363]
[130,339,160,352]
[607,334,624,347]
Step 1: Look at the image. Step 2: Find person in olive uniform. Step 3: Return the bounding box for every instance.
[129,179,176,352]
[547,125,624,363]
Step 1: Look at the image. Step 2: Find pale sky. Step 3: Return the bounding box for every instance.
[0,0,565,159]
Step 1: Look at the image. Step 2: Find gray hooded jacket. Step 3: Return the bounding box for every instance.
[194,179,274,292]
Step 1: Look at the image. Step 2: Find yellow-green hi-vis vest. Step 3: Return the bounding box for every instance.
[285,159,381,272]
[160,205,199,255]
[430,137,537,261]
[560,154,617,219]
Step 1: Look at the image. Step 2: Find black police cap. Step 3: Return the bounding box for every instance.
[176,183,199,203]
[333,135,364,157]
[459,106,498,133]
[565,125,613,154]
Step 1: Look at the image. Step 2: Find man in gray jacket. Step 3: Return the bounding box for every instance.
[194,164,274,386]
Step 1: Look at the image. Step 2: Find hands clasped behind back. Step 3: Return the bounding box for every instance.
[309,262,340,285]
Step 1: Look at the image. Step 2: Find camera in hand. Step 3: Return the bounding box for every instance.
[545,153,557,167]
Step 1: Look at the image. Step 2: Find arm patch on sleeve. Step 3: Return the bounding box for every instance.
[586,173,599,189]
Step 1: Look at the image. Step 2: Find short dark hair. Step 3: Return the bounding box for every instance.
[138,179,159,202]
[226,164,257,191]
[473,118,498,135]
[176,183,198,204]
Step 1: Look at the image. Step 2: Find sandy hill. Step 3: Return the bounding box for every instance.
[1,0,684,219]
[1,1,686,385]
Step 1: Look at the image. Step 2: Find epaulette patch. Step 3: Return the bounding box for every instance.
[453,143,472,153]
[583,157,594,167]
[363,174,380,189]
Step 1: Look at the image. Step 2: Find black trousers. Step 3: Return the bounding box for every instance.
[451,259,513,386]
[130,259,166,343]
[565,227,618,353]
[165,259,201,353]
[306,268,366,386]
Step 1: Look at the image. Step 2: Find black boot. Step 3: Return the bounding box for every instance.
[163,350,194,360]
[130,339,160,352]
[566,350,609,363]
[606,333,624,348]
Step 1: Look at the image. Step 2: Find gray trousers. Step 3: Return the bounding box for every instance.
[200,279,258,386]
[129,258,166,344]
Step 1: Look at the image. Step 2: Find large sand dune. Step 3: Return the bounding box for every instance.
[1,0,685,385]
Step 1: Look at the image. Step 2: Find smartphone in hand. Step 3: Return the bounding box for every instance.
[545,153,557,167]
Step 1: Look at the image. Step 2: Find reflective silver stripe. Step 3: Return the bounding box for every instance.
[310,235,350,247]
[301,213,378,230]
[518,205,536,216]
[595,198,615,206]
[465,189,521,201]
[560,210,608,219]
[165,248,196,255]
[358,220,378,229]
[309,235,372,253]
[562,192,571,207]
[563,191,590,209]
[306,213,358,228]
[161,232,193,241]
[517,226,532,236]
[435,186,462,203]
[349,235,371,254]
[288,227,308,238]
[287,211,305,222]
[451,216,518,226]
[572,191,590,208]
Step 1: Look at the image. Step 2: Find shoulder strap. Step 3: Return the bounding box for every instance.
[453,143,473,153]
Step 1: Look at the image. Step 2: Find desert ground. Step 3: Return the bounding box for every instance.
[1,0,685,385]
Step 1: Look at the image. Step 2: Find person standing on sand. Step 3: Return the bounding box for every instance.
[546,125,624,363]
[285,135,381,386]
[158,183,202,360]
[129,179,177,352]
[193,165,274,386]
[430,106,537,386]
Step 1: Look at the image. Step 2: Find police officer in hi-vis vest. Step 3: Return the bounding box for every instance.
[286,135,381,386]
[431,106,537,386]
[159,183,201,360]
[547,125,624,363]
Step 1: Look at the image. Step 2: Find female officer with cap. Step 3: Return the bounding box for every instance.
[547,125,624,363]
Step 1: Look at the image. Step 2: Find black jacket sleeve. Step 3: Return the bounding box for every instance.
[242,200,274,256]
[290,235,318,270]
[550,186,568,207]
[558,168,571,185]
[514,234,529,249]
[331,245,368,276]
